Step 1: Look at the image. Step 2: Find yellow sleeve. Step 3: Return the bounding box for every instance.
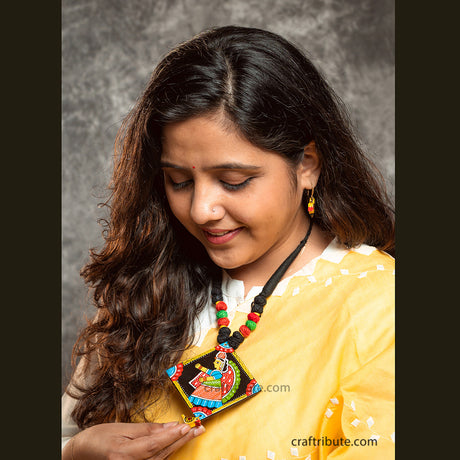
[318,343,395,459]
[317,261,395,459]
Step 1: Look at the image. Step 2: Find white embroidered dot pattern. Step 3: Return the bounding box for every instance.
[367,416,374,428]
[330,397,339,405]
[351,418,360,427]
[369,434,380,441]
[267,450,275,459]
[193,239,386,344]
[350,400,356,411]
[292,287,300,296]
[391,432,395,443]
[325,408,333,418]
[325,277,332,286]
[290,447,299,456]
[377,264,384,270]
[340,269,349,275]
[351,243,375,255]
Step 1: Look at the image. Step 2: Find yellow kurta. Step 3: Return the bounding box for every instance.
[136,241,395,460]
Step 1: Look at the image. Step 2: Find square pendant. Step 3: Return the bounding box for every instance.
[166,341,261,420]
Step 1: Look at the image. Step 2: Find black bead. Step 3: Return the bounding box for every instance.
[233,331,244,343]
[227,331,245,349]
[217,327,231,343]
[219,326,231,335]
[211,286,223,302]
[251,303,264,314]
[253,295,267,306]
[227,337,240,349]
[217,328,230,337]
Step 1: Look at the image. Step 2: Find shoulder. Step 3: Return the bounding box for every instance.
[320,238,394,272]
[285,242,395,365]
[286,239,394,295]
[311,239,395,292]
[334,246,395,367]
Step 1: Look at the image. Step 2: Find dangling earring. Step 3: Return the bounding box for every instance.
[307,187,315,218]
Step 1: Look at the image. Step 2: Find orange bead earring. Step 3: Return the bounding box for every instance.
[307,187,315,218]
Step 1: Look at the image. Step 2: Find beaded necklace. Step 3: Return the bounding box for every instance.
[166,219,314,426]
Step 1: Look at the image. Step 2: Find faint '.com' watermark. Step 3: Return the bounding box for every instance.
[258,383,290,392]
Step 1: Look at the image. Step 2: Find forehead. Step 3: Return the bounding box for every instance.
[161,115,267,163]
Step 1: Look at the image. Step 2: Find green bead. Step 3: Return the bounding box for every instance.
[246,320,257,331]
[216,310,228,319]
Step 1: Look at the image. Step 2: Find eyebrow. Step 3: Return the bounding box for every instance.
[160,161,262,171]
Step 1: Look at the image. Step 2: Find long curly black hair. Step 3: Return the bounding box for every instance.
[68,25,394,428]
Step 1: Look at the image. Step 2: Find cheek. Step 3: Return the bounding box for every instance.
[166,191,190,224]
[241,185,292,224]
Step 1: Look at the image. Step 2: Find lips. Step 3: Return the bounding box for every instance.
[202,227,243,245]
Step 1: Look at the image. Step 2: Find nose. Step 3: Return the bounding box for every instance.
[190,183,225,225]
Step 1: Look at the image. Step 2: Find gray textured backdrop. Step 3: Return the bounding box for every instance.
[62,0,395,391]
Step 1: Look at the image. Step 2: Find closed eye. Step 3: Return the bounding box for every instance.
[221,177,253,191]
[169,178,192,190]
[167,176,254,191]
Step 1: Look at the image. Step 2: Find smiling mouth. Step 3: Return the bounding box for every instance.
[202,227,243,244]
[205,230,233,236]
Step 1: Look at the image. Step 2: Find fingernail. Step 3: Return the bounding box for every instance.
[180,424,191,434]
[193,425,205,436]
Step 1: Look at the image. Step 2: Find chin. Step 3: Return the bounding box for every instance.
[207,251,246,270]
[210,258,241,270]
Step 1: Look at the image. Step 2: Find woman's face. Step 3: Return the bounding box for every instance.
[161,114,319,276]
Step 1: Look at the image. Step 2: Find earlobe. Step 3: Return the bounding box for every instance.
[300,141,321,189]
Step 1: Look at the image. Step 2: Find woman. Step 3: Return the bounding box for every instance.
[62,25,394,459]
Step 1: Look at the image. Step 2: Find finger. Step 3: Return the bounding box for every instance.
[126,423,204,458]
[154,425,206,459]
[103,421,180,439]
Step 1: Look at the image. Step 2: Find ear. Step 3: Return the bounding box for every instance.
[297,141,321,189]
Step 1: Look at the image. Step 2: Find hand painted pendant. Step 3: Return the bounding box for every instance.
[166,341,261,421]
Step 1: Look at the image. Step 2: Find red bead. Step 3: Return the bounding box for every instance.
[239,325,251,338]
[215,301,227,311]
[217,317,230,327]
[248,312,260,323]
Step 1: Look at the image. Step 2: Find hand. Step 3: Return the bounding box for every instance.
[62,421,205,459]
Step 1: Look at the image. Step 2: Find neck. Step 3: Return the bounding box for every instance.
[226,219,331,297]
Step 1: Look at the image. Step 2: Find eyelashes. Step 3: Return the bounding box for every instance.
[221,177,253,191]
[168,177,253,191]
[169,179,192,190]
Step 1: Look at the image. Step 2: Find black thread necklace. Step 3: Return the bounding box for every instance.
[166,219,314,424]
[211,218,314,349]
